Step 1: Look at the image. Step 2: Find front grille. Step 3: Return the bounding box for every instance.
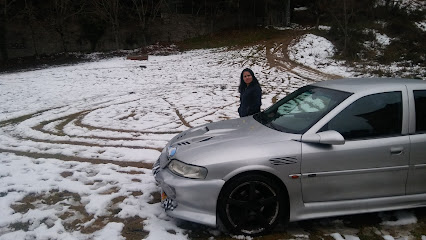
[152,159,160,176]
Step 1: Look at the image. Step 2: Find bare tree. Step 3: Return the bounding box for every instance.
[324,0,378,58]
[92,0,120,50]
[130,0,164,46]
[1,0,17,19]
[0,0,17,60]
[285,0,291,26]
[324,0,352,56]
[261,0,292,27]
[311,0,326,29]
[23,0,40,57]
[47,0,85,53]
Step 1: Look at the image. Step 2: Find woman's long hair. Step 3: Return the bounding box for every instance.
[238,68,259,93]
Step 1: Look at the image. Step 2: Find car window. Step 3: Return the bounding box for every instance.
[414,90,426,133]
[321,91,402,140]
[277,92,330,115]
[255,86,351,134]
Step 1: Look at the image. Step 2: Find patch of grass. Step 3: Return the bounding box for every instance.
[80,216,111,234]
[357,227,383,240]
[254,231,294,240]
[111,196,127,205]
[176,27,283,51]
[411,224,426,240]
[341,213,382,229]
[121,217,149,240]
[131,191,143,197]
[61,171,73,178]
[411,208,426,238]
[6,180,150,238]
[43,190,81,205]
[10,193,37,213]
[10,221,31,231]
[307,230,334,240]
[61,204,91,231]
[99,186,120,195]
[411,222,426,239]
[296,220,334,240]
[148,191,161,204]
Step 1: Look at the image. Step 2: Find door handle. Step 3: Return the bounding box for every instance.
[390,147,404,155]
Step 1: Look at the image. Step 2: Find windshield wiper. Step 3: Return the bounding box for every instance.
[253,112,266,123]
[266,122,279,131]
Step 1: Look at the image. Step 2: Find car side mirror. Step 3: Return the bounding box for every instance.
[301,130,345,145]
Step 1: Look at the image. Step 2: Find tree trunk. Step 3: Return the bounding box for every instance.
[24,0,39,57]
[285,0,291,26]
[57,26,68,53]
[343,0,348,56]
[0,22,8,61]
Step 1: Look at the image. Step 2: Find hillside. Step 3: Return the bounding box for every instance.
[1,0,424,78]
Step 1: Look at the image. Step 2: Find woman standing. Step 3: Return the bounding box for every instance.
[238,68,262,117]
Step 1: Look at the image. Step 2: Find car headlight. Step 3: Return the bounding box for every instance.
[168,160,207,179]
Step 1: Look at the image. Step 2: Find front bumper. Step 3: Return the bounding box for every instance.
[153,160,225,227]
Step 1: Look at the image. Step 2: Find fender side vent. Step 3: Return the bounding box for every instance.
[199,136,213,142]
[269,157,298,165]
[177,141,191,146]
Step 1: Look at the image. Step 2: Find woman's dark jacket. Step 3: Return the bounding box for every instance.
[238,83,262,117]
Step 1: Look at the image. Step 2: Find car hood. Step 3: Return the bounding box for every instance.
[163,116,301,166]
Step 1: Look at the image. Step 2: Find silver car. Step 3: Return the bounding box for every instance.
[153,78,426,235]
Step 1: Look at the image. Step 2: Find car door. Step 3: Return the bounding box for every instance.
[406,88,426,194]
[300,90,410,203]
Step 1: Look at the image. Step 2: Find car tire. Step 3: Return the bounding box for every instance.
[218,174,284,236]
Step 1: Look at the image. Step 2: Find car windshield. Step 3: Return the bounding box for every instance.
[254,85,351,134]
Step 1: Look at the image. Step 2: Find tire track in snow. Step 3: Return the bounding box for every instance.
[0,148,152,168]
[0,97,181,166]
[162,97,193,128]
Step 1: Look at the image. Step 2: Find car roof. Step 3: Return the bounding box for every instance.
[312,78,426,93]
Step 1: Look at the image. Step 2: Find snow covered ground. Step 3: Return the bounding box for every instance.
[0,33,425,240]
